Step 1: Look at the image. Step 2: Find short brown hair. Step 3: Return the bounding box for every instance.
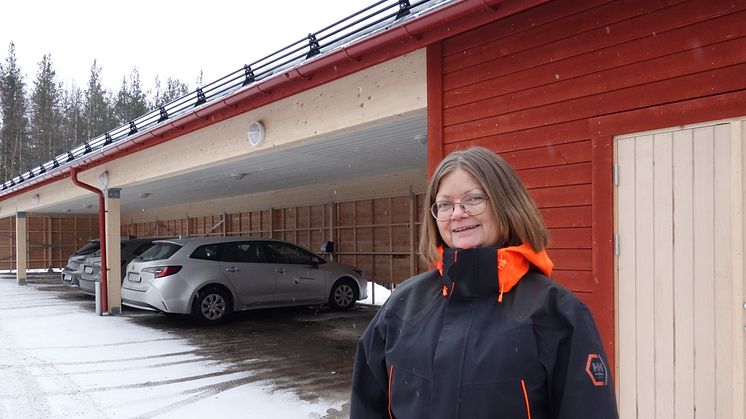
[419,146,549,264]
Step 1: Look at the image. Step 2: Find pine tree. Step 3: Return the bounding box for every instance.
[82,60,115,141]
[28,53,63,168]
[114,67,148,125]
[152,76,190,109]
[0,42,29,182]
[60,85,85,153]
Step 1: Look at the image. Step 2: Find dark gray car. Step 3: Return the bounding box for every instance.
[121,237,368,323]
[61,240,100,286]
[78,237,165,295]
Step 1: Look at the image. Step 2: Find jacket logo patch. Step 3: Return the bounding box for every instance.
[585,354,608,387]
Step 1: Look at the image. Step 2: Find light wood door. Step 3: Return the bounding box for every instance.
[615,119,745,419]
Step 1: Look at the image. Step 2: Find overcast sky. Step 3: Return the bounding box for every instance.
[1,0,375,93]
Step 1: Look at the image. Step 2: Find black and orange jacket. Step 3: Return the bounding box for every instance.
[350,246,619,419]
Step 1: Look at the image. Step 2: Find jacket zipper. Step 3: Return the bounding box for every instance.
[520,379,532,419]
[388,364,395,419]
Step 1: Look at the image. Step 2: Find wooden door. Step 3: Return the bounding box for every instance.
[615,119,745,419]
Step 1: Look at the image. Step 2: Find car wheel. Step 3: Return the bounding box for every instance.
[329,278,358,310]
[192,286,233,323]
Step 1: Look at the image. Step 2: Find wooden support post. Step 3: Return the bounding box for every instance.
[15,212,27,285]
[46,216,53,270]
[105,188,122,315]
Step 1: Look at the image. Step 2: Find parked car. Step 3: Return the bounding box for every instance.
[61,240,100,286]
[121,237,368,323]
[78,237,165,296]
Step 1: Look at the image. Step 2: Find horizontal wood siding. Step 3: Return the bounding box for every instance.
[433,0,746,371]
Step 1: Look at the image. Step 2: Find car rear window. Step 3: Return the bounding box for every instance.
[137,243,182,262]
[131,243,155,257]
[74,241,100,255]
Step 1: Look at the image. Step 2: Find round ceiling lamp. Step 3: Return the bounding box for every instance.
[248,121,265,146]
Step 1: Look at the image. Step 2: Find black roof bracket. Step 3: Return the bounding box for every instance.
[194,88,207,107]
[242,65,256,86]
[306,33,321,59]
[396,0,411,19]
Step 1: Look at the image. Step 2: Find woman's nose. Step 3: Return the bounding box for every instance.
[450,203,468,219]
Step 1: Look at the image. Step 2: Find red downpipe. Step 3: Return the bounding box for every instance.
[69,167,108,313]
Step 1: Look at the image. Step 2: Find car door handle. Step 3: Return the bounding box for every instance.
[274,268,286,274]
[225,266,239,273]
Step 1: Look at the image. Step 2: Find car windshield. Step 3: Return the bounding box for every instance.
[74,241,100,255]
[137,243,182,262]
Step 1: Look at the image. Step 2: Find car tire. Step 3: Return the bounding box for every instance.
[192,286,233,323]
[329,278,358,310]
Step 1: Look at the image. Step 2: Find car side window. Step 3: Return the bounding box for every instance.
[217,242,265,263]
[265,243,318,265]
[190,244,221,261]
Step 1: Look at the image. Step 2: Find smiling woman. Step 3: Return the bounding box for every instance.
[350,146,619,419]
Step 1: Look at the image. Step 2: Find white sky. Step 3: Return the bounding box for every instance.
[1,0,375,94]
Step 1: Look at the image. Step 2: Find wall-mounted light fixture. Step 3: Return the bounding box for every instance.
[230,173,248,181]
[139,192,151,199]
[415,134,427,146]
[98,171,109,187]
[31,194,40,205]
[248,121,265,146]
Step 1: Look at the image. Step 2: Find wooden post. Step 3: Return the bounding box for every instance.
[105,188,122,315]
[15,212,27,285]
[46,216,53,270]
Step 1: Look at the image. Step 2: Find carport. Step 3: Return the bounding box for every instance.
[0,53,430,313]
[0,1,452,314]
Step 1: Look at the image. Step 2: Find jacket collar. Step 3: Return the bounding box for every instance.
[437,245,553,302]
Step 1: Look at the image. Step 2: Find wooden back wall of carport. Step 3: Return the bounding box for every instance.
[426,0,746,377]
[121,192,430,286]
[0,215,98,270]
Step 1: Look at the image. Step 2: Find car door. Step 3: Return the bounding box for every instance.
[216,242,277,306]
[263,242,326,305]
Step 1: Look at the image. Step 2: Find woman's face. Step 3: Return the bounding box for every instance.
[435,168,501,249]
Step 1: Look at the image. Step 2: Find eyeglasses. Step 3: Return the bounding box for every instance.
[430,194,489,221]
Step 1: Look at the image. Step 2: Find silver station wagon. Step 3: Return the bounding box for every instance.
[121,237,368,322]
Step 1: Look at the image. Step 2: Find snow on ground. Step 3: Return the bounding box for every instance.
[361,282,392,306]
[0,273,392,419]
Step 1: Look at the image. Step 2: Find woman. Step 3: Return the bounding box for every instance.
[350,147,618,419]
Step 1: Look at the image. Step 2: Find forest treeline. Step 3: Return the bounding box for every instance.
[0,42,198,183]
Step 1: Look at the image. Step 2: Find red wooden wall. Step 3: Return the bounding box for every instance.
[428,0,746,370]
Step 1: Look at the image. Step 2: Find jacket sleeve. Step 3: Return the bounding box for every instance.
[350,308,391,419]
[540,294,619,419]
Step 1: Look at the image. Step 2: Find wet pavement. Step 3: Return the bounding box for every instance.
[0,271,378,418]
